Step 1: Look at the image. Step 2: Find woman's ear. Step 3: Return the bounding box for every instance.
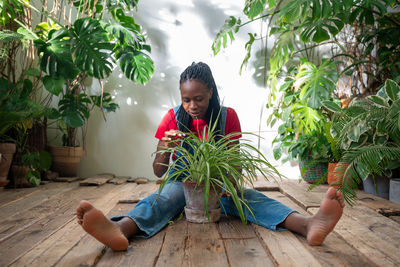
[209,88,213,100]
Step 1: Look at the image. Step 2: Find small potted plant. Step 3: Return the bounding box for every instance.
[157,118,281,224]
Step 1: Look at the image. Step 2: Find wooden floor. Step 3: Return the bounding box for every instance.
[1,177,400,267]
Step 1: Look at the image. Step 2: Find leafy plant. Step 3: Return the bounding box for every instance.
[157,115,282,224]
[324,79,400,204]
[12,0,155,147]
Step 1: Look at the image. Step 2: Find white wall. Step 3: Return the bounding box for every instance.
[78,0,300,180]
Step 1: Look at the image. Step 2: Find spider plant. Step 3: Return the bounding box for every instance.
[157,114,282,224]
[324,79,400,205]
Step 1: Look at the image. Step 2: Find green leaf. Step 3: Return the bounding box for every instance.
[212,16,241,55]
[34,29,79,79]
[240,33,256,74]
[367,95,389,107]
[385,79,400,101]
[322,100,341,112]
[295,60,337,109]
[42,75,65,96]
[70,18,114,79]
[39,150,52,171]
[116,47,154,84]
[280,0,308,23]
[243,0,267,19]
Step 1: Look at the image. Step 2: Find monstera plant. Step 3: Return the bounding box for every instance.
[6,0,155,176]
[27,0,154,147]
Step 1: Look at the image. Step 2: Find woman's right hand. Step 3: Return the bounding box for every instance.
[161,129,185,148]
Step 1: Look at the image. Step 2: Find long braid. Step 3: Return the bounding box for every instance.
[176,62,222,136]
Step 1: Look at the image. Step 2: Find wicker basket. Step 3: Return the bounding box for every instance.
[299,160,328,184]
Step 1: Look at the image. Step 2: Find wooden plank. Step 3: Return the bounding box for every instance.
[218,215,256,239]
[309,205,400,267]
[108,177,128,185]
[0,182,77,242]
[97,229,165,267]
[0,183,76,223]
[9,183,138,267]
[54,177,81,182]
[118,183,158,203]
[265,191,378,267]
[357,190,400,214]
[0,187,41,208]
[246,176,281,191]
[279,180,326,209]
[155,219,187,266]
[57,183,159,267]
[79,176,112,186]
[182,222,229,266]
[253,225,322,267]
[1,183,119,266]
[224,238,275,267]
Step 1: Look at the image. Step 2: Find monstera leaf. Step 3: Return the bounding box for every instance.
[116,46,154,84]
[34,29,78,80]
[294,60,337,109]
[104,20,145,49]
[58,94,91,128]
[70,18,115,79]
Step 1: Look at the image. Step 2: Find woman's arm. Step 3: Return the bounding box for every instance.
[153,140,171,178]
[152,129,184,178]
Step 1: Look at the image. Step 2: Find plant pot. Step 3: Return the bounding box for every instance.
[48,146,83,177]
[299,160,328,184]
[327,163,339,188]
[389,178,400,205]
[10,165,33,188]
[0,143,16,187]
[182,181,221,223]
[363,175,390,199]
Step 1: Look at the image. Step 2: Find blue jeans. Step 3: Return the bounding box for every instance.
[111,181,295,238]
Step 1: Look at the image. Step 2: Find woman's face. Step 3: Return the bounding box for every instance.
[180,80,212,120]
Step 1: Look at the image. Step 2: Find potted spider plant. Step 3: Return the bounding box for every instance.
[157,116,281,224]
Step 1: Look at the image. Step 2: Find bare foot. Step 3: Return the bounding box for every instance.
[306,187,345,245]
[76,200,129,251]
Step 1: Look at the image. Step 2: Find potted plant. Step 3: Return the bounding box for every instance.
[14,0,155,176]
[323,79,400,204]
[157,117,281,224]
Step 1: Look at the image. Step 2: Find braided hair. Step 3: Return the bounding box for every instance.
[176,62,222,136]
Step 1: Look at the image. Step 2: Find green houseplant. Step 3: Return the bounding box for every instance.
[11,0,155,176]
[323,79,400,204]
[157,117,282,224]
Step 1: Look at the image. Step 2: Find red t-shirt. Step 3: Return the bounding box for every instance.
[155,107,242,140]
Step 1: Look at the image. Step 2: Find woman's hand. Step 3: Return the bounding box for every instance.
[161,130,185,148]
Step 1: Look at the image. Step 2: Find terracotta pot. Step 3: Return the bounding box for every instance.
[182,181,221,223]
[327,163,341,188]
[48,146,83,177]
[0,143,16,187]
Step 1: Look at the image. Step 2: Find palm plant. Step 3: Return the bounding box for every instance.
[157,115,281,224]
[324,79,400,204]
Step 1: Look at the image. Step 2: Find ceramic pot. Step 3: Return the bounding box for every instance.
[48,146,83,177]
[363,175,390,199]
[389,178,400,205]
[182,181,221,223]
